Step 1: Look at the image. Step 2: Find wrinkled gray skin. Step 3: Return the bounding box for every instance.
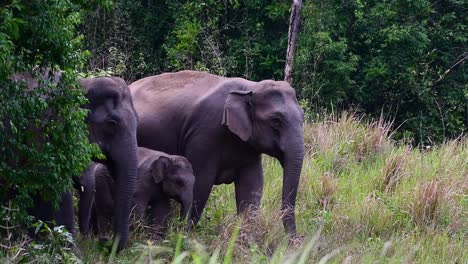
[88,147,195,239]
[10,73,138,250]
[130,70,305,236]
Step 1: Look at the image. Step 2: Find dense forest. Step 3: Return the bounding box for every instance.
[0,0,466,263]
[80,0,467,142]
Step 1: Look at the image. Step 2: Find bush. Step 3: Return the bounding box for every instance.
[296,0,467,143]
[0,209,81,264]
[0,0,100,226]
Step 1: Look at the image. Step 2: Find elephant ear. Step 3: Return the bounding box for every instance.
[222,90,254,141]
[150,156,171,184]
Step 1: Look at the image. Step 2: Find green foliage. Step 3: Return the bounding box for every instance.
[163,0,290,79]
[24,222,81,263]
[80,0,466,142]
[80,0,173,80]
[0,205,81,263]
[0,0,100,224]
[296,0,467,143]
[80,0,290,80]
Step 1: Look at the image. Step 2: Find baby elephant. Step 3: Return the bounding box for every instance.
[78,147,195,240]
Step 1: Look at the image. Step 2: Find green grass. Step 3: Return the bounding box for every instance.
[4,112,467,263]
[82,113,467,263]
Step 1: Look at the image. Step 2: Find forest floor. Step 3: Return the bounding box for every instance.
[62,113,468,263]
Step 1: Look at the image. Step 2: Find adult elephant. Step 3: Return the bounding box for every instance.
[130,70,305,236]
[12,73,138,249]
[79,77,139,249]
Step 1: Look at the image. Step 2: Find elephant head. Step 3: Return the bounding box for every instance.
[222,80,305,235]
[80,77,138,249]
[150,155,194,220]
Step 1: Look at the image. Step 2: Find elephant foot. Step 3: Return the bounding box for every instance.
[98,236,110,244]
[71,245,84,260]
[150,225,167,241]
[185,222,194,233]
[288,233,305,248]
[98,236,123,254]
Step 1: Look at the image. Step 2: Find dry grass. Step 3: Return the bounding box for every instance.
[355,114,394,161]
[412,179,444,228]
[304,112,394,175]
[6,111,465,263]
[314,173,338,210]
[376,147,410,194]
[215,207,287,259]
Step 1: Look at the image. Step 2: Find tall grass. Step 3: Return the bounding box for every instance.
[8,111,465,263]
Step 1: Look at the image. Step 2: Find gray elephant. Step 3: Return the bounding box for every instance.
[80,147,195,240]
[13,73,139,249]
[80,77,139,249]
[130,70,305,236]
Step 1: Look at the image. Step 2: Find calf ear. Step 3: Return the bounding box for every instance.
[150,156,171,184]
[222,90,253,142]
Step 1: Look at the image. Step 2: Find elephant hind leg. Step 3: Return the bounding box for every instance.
[26,192,75,241]
[53,192,75,235]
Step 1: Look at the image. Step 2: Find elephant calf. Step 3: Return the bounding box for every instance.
[77,147,195,240]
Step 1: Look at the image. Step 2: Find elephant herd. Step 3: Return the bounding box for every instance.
[25,70,306,249]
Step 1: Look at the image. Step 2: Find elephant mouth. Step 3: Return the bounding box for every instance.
[265,149,284,164]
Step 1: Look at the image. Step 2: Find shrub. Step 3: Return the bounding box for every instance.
[0,0,102,228]
[296,0,467,143]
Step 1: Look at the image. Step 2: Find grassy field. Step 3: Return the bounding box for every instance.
[4,112,466,263]
[77,112,466,263]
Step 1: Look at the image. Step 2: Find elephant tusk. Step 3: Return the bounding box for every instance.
[81,185,85,193]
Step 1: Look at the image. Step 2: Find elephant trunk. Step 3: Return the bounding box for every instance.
[78,189,95,235]
[76,165,96,236]
[108,135,138,249]
[180,192,193,221]
[280,131,304,236]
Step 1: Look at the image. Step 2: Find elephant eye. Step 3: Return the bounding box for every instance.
[104,119,119,135]
[107,119,119,127]
[175,178,184,186]
[270,116,282,129]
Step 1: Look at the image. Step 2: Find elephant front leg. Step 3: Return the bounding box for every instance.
[234,158,263,214]
[184,151,218,229]
[189,170,217,229]
[96,211,112,243]
[132,190,151,227]
[149,198,172,240]
[132,203,147,227]
[95,174,114,242]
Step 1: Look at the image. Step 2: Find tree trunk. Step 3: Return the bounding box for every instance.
[284,0,303,85]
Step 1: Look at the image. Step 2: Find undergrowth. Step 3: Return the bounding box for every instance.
[2,112,466,263]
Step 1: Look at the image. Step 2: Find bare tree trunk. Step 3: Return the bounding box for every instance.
[284,0,303,85]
